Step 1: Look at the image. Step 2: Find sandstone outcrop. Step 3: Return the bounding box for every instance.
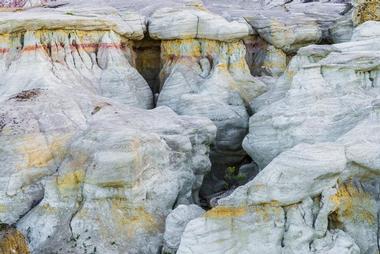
[156,37,267,200]
[0,4,216,253]
[178,21,380,254]
[0,0,380,253]
[163,204,205,253]
[352,0,380,25]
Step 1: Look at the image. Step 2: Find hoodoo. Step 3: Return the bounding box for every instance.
[0,0,380,254]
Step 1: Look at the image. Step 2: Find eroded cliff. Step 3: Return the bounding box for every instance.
[0,0,379,254]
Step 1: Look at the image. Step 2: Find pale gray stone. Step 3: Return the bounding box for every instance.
[149,5,250,41]
[162,204,205,254]
[177,205,285,254]
[0,11,216,253]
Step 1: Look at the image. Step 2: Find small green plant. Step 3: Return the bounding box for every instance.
[224,166,247,188]
[224,166,237,181]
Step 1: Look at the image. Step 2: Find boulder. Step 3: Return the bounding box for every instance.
[163,204,205,253]
[0,8,216,253]
[177,21,380,254]
[156,38,266,200]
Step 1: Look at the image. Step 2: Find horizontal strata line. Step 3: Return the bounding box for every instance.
[0,42,126,54]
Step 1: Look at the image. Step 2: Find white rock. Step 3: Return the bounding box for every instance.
[0,11,217,253]
[157,39,266,200]
[177,205,285,254]
[163,204,205,253]
[149,5,250,41]
[245,32,380,168]
[220,143,347,206]
[351,21,380,41]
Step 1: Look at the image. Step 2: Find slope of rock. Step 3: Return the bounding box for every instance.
[0,5,216,254]
[178,21,380,254]
[150,3,269,202]
[1,0,380,253]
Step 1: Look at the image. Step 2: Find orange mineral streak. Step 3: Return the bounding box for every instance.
[57,169,85,192]
[353,0,380,25]
[18,43,123,53]
[110,200,159,238]
[330,183,376,225]
[204,206,247,219]
[204,203,283,224]
[0,226,30,254]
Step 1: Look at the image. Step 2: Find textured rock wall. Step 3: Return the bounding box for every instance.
[0,4,217,254]
[156,38,266,202]
[134,37,162,95]
[0,0,380,254]
[352,0,380,25]
[178,21,380,254]
[0,225,30,254]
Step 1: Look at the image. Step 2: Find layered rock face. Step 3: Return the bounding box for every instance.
[0,5,216,254]
[178,22,380,254]
[1,0,380,254]
[157,38,266,199]
[152,4,268,201]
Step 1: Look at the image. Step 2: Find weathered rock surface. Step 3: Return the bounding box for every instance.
[0,5,216,254]
[163,204,205,253]
[352,0,380,25]
[178,205,285,254]
[178,22,380,254]
[13,106,215,254]
[1,0,380,254]
[0,224,30,254]
[149,4,250,41]
[245,22,380,169]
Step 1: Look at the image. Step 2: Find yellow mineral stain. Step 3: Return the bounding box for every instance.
[204,206,247,218]
[185,1,208,11]
[57,170,85,191]
[261,61,287,70]
[40,203,57,213]
[270,20,293,48]
[161,39,201,59]
[0,34,10,45]
[110,200,158,237]
[330,183,376,224]
[353,0,380,25]
[161,38,249,81]
[18,134,71,169]
[97,181,127,188]
[0,205,7,213]
[229,59,249,70]
[0,226,30,254]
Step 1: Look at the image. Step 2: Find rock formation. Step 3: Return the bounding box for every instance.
[178,21,380,254]
[0,0,379,253]
[0,4,216,253]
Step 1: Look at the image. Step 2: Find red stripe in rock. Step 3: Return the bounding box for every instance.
[0,48,9,53]
[0,43,125,53]
[0,0,27,8]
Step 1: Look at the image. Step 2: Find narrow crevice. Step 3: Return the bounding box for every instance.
[281,208,287,248]
[14,186,44,226]
[195,15,200,39]
[133,35,162,102]
[68,162,90,239]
